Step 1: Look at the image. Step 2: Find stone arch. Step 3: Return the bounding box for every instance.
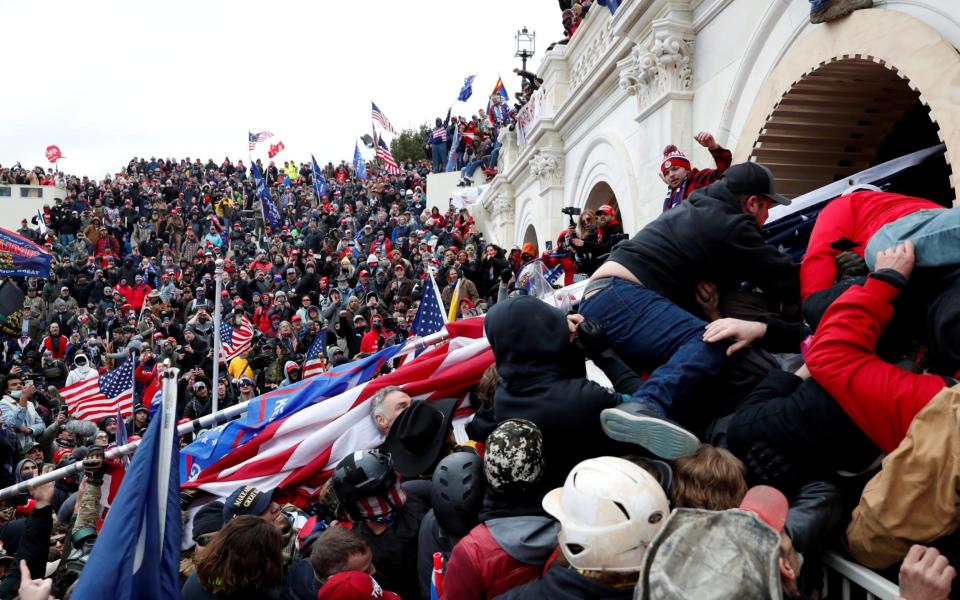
[584,181,617,213]
[521,223,539,250]
[568,133,640,227]
[730,9,960,201]
[514,195,539,250]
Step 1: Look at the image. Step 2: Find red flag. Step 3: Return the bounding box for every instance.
[45,145,63,163]
[268,141,285,158]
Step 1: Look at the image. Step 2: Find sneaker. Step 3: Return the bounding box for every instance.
[600,403,700,459]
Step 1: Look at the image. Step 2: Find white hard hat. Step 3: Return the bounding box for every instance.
[543,456,669,572]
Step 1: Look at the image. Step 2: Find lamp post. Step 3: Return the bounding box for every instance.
[515,26,536,73]
[211,258,224,414]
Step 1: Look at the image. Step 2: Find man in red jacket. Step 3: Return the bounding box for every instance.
[800,190,943,301]
[807,241,960,568]
[442,419,558,600]
[116,274,152,311]
[806,241,956,454]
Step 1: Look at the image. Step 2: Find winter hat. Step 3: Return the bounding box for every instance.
[521,242,537,257]
[284,361,300,375]
[192,501,225,542]
[660,144,691,174]
[484,418,544,495]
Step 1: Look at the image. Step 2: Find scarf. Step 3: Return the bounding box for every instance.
[355,479,407,521]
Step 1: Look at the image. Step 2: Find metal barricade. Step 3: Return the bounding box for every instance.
[823,552,899,600]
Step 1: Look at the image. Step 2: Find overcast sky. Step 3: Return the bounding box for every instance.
[2,0,559,178]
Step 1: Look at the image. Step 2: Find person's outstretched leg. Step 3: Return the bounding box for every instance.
[580,279,724,458]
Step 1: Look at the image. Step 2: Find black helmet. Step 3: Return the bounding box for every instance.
[331,450,397,519]
[430,450,485,538]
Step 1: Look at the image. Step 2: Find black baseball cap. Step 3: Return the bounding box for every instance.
[722,162,791,206]
[223,485,274,520]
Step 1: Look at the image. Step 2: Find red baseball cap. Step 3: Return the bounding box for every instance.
[739,485,789,533]
[597,204,616,216]
[318,572,400,600]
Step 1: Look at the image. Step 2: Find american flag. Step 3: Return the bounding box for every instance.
[181,319,490,504]
[248,131,274,151]
[371,101,397,135]
[375,136,401,175]
[302,330,328,379]
[220,314,255,362]
[60,359,135,422]
[431,126,448,143]
[413,274,448,336]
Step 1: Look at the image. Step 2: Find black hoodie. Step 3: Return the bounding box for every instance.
[483,296,642,489]
[608,181,799,314]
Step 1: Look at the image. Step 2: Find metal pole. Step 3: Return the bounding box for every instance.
[211,258,224,414]
[0,326,459,501]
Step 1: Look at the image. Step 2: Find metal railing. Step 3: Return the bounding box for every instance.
[823,552,899,600]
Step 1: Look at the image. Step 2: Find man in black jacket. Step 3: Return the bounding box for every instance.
[579,163,798,459]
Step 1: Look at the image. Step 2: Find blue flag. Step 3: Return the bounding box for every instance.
[115,407,130,466]
[250,162,281,229]
[0,228,53,278]
[71,385,181,600]
[180,343,403,482]
[311,154,329,200]
[458,74,476,102]
[598,0,620,14]
[353,143,367,180]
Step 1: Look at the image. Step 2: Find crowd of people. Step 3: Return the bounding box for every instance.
[0,110,958,599]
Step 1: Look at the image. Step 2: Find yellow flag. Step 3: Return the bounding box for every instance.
[447,279,461,322]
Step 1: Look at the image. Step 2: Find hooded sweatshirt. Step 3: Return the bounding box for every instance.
[442,491,560,600]
[483,295,638,489]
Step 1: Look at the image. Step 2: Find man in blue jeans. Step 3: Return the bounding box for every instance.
[579,163,798,459]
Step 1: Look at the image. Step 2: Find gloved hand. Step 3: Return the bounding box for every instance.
[575,318,610,359]
[836,251,868,281]
[81,446,104,486]
[744,442,798,496]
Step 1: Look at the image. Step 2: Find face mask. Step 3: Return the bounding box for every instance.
[10,391,22,399]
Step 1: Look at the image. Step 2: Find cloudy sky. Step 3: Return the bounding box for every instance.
[2,0,559,178]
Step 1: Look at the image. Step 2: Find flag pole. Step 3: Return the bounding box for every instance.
[156,364,178,541]
[0,326,460,501]
[211,259,224,414]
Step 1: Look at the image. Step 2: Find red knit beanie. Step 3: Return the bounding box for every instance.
[661,145,691,174]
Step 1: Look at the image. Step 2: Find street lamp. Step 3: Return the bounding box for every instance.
[515,26,536,73]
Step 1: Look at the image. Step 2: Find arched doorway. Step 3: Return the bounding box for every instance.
[584,181,616,213]
[749,57,953,205]
[522,224,539,250]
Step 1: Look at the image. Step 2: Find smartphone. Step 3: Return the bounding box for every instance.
[545,240,553,251]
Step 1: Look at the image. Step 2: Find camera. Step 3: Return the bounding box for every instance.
[561,206,581,228]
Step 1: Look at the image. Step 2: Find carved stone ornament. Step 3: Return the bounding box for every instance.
[490,194,515,222]
[618,27,693,112]
[529,151,564,186]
